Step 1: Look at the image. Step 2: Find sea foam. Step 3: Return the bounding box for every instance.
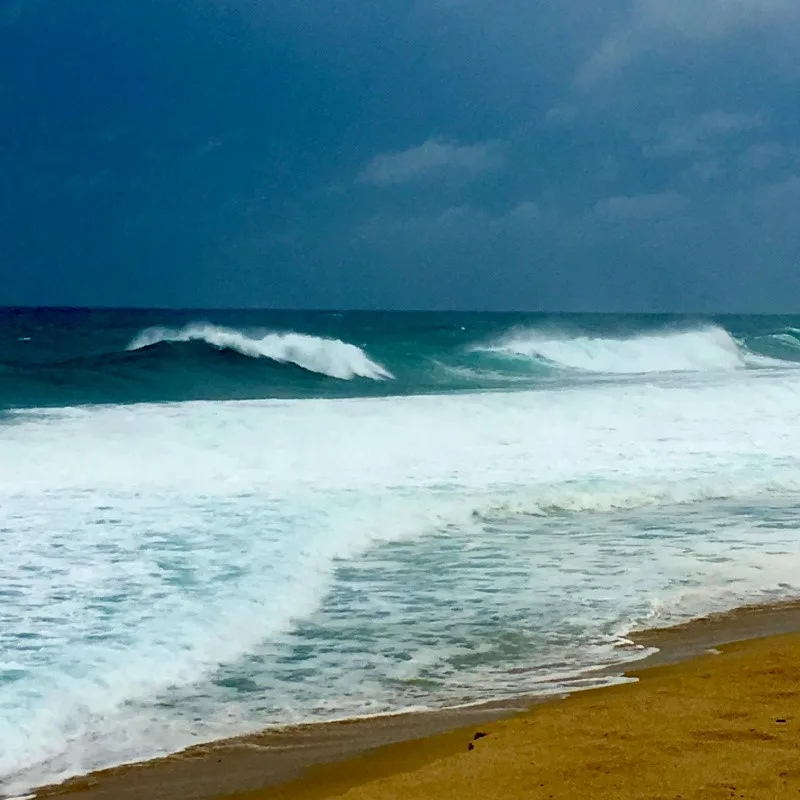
[3,359,800,796]
[128,323,394,380]
[474,325,752,374]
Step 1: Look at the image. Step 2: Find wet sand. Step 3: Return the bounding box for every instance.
[33,600,800,800]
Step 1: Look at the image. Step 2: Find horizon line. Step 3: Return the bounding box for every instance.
[2,306,798,316]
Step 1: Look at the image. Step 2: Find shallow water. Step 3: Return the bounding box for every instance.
[2,311,800,795]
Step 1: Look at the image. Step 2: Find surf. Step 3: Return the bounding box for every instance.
[128,323,394,381]
[5,311,800,795]
[472,325,752,374]
[4,371,800,795]
[2,313,800,410]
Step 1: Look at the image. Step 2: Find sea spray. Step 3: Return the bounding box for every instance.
[3,311,800,795]
[2,312,799,408]
[473,325,748,373]
[128,323,394,380]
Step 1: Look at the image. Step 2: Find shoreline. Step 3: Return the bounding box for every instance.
[22,597,800,800]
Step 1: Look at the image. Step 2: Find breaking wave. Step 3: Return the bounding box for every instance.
[128,324,394,381]
[2,315,800,409]
[473,325,781,374]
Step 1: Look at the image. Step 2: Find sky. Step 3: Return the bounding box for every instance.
[1,0,800,311]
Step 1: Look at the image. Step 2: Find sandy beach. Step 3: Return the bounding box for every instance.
[30,600,800,800]
[261,632,800,800]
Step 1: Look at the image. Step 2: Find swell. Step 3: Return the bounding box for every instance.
[0,341,328,408]
[0,325,396,408]
[127,324,394,381]
[2,319,800,408]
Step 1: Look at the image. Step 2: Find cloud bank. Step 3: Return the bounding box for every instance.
[1,0,800,310]
[357,139,503,186]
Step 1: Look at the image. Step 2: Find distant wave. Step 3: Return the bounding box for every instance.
[472,325,777,374]
[746,328,800,365]
[3,317,800,409]
[128,324,394,381]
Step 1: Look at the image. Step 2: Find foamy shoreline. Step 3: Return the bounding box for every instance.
[6,316,800,798]
[21,598,800,800]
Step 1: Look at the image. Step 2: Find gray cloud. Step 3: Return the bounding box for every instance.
[356,200,541,243]
[642,110,766,158]
[576,0,800,86]
[593,191,688,221]
[675,159,726,187]
[4,0,800,310]
[357,139,504,186]
[738,142,800,172]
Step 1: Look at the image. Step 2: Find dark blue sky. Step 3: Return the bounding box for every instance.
[2,0,800,310]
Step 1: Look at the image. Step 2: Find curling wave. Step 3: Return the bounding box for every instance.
[128,324,394,381]
[2,314,800,409]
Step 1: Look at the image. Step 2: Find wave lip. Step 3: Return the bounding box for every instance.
[474,325,748,375]
[128,323,394,381]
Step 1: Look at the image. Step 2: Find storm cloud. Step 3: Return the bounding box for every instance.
[1,0,799,310]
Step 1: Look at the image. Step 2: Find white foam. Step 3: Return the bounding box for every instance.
[3,368,800,793]
[128,323,393,380]
[475,325,749,374]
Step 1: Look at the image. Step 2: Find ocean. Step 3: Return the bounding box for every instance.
[2,308,800,796]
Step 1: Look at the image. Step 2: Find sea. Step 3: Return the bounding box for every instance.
[2,308,800,796]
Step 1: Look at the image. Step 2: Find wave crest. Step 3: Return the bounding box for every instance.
[474,325,748,374]
[128,324,394,381]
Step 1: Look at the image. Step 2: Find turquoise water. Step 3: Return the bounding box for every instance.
[2,310,800,796]
[3,309,800,407]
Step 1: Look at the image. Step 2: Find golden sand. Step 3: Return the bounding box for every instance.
[227,634,800,800]
[35,606,800,800]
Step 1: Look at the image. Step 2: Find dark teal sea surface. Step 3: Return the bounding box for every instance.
[4,308,800,408]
